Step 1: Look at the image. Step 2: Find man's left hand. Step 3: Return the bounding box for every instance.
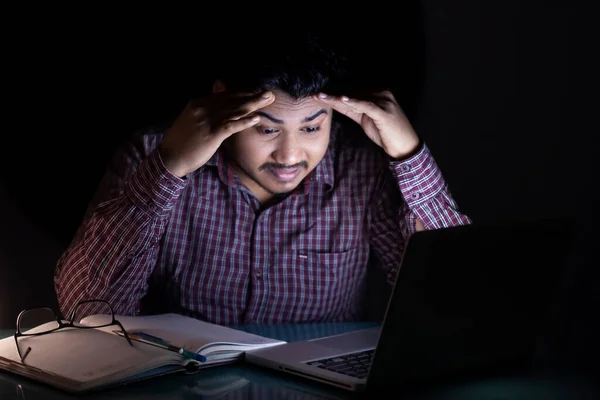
[314,90,420,159]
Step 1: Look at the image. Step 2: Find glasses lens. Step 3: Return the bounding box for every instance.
[18,308,59,334]
[71,301,114,327]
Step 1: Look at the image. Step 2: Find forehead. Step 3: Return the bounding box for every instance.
[260,90,329,121]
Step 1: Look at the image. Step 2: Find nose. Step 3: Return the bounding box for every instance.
[272,132,302,166]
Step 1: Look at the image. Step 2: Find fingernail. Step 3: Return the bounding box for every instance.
[262,92,272,99]
[318,93,327,99]
[341,96,349,102]
[251,116,260,122]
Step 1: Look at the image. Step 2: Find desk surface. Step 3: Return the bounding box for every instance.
[1,323,598,400]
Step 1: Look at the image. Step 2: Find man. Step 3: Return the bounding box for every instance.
[54,34,471,325]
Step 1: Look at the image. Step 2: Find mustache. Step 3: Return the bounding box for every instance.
[259,161,308,171]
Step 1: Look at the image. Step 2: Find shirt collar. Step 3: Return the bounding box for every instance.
[304,144,334,192]
[306,118,343,192]
[205,149,236,187]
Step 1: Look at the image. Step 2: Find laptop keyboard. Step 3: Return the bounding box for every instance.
[306,349,374,379]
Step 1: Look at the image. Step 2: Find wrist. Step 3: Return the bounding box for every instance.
[157,146,190,178]
[387,137,422,160]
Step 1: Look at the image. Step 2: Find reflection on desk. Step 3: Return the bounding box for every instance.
[1,324,598,400]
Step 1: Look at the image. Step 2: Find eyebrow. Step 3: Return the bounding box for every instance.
[254,108,328,124]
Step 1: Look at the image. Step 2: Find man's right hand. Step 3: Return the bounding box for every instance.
[158,90,275,178]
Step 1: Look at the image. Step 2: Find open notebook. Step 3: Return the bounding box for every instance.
[0,313,285,393]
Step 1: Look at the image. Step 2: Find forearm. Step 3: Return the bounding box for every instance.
[369,143,472,285]
[54,149,186,318]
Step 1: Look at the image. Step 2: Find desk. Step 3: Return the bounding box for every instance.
[0,324,598,400]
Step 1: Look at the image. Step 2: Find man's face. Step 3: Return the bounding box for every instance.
[224,89,332,204]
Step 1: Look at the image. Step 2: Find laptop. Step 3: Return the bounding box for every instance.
[245,216,574,393]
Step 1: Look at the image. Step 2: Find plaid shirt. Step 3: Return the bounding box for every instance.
[55,122,471,325]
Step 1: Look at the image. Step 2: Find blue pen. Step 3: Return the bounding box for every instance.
[127,331,206,363]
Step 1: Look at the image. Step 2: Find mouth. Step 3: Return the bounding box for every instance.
[267,167,302,182]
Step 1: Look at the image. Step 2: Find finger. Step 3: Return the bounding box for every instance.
[224,91,275,121]
[216,115,261,138]
[231,90,274,106]
[370,90,399,111]
[194,89,270,112]
[312,93,360,119]
[338,95,387,120]
[372,89,397,102]
[314,93,387,121]
[191,90,258,109]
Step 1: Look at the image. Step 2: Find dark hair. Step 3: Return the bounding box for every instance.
[210,32,354,99]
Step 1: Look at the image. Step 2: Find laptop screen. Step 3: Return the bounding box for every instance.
[365,216,574,392]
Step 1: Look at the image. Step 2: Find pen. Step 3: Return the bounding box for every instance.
[118,330,206,363]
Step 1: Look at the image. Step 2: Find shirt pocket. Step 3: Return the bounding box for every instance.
[271,246,368,322]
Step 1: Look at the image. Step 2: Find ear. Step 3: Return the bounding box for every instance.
[212,80,226,93]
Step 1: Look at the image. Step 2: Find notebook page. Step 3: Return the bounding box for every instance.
[81,313,286,354]
[0,326,178,387]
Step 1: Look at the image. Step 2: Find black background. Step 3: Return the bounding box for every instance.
[1,1,597,379]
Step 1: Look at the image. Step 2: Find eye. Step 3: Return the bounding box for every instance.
[256,127,279,135]
[302,126,321,134]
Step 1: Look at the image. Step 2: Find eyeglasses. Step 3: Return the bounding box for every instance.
[14,299,133,362]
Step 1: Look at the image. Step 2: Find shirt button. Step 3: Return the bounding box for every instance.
[401,164,411,172]
[410,192,421,200]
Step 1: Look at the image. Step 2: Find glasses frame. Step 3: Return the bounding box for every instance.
[14,299,133,362]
